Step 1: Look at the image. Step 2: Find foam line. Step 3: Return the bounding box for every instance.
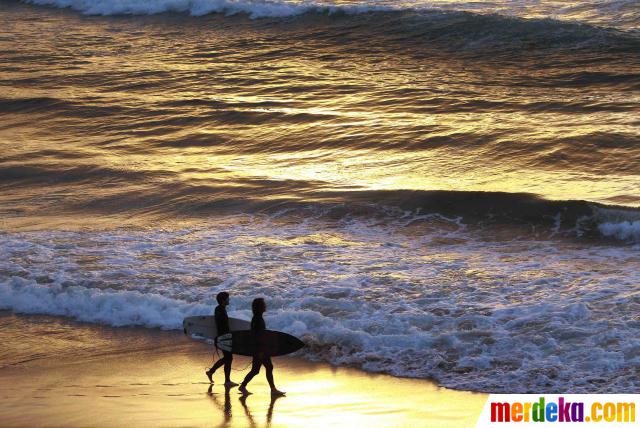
[0,276,209,329]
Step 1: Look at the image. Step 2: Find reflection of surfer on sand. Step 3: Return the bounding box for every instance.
[208,379,283,427]
[239,298,286,397]
[239,392,284,428]
[207,384,232,426]
[206,292,239,387]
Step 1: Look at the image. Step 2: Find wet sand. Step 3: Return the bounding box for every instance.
[0,313,487,427]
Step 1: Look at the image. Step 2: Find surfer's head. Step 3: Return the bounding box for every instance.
[216,291,230,306]
[252,297,266,315]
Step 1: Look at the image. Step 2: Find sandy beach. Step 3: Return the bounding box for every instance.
[0,313,487,427]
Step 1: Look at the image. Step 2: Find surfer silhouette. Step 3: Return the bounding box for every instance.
[206,291,239,387]
[238,298,285,396]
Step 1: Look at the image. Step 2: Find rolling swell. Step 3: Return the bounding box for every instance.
[0,164,168,185]
[16,1,640,56]
[18,0,640,31]
[65,190,640,244]
[1,159,637,243]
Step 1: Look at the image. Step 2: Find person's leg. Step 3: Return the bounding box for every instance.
[264,357,285,396]
[264,358,275,389]
[206,351,226,382]
[210,354,226,373]
[207,350,234,381]
[223,351,237,386]
[239,357,261,394]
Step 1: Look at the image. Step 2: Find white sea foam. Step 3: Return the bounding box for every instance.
[1,217,639,392]
[0,276,209,329]
[24,0,390,18]
[21,0,639,29]
[599,220,640,243]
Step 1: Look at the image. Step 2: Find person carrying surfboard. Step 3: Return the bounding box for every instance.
[206,291,239,387]
[238,298,285,396]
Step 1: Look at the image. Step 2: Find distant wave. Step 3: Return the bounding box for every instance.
[20,0,640,54]
[23,0,391,18]
[18,0,640,30]
[2,159,639,243]
[4,95,639,125]
[69,191,640,244]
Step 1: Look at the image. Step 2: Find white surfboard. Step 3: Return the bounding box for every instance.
[182,316,250,340]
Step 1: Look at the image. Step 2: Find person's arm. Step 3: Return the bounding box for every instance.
[251,316,265,334]
[214,306,224,333]
[221,309,229,333]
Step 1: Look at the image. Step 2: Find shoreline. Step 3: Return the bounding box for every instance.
[0,312,487,427]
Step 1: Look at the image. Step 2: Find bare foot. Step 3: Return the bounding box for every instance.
[271,389,286,396]
[238,385,252,395]
[225,381,239,387]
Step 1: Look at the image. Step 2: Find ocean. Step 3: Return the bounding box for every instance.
[0,0,639,393]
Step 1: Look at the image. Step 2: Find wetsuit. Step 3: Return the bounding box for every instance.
[240,313,275,390]
[251,314,266,336]
[208,305,233,382]
[215,305,230,336]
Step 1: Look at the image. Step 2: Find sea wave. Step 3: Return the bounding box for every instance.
[23,0,389,18]
[0,276,207,329]
[20,0,640,31]
[19,0,640,53]
[1,221,638,393]
[0,264,640,392]
[2,160,639,244]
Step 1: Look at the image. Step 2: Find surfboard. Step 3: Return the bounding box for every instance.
[216,330,305,357]
[182,316,250,340]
